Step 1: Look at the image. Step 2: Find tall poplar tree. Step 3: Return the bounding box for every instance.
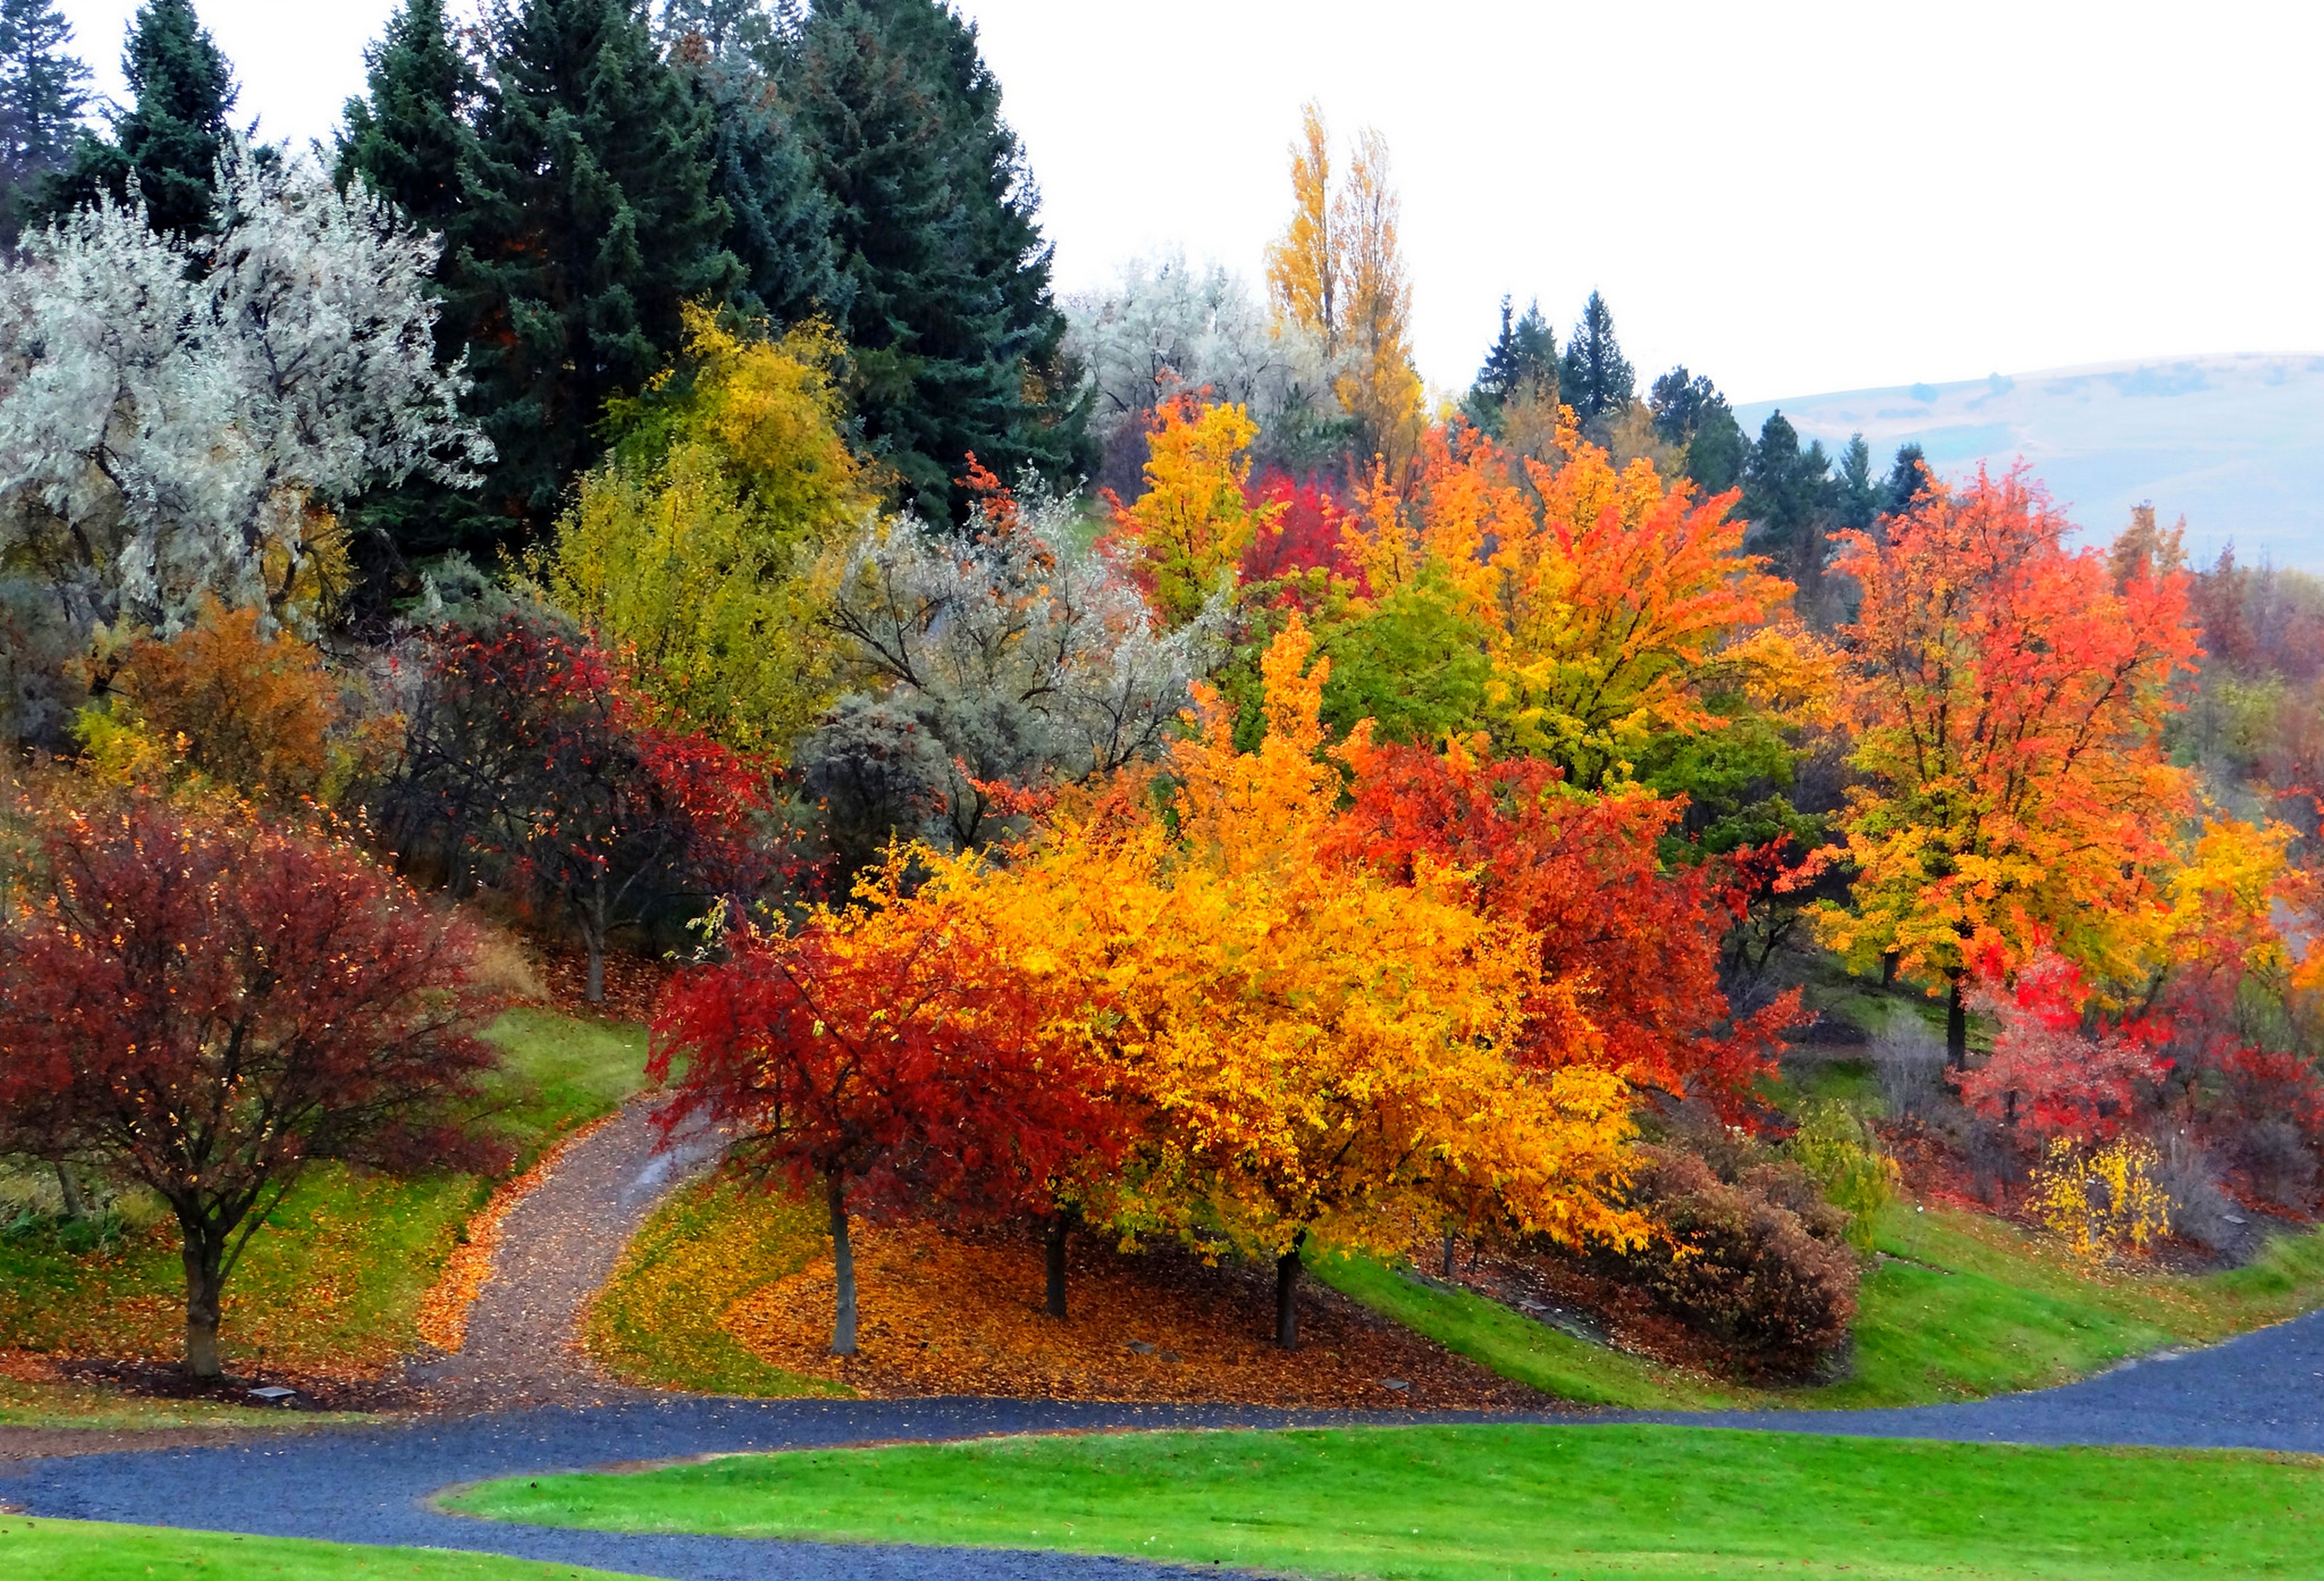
[41,0,236,238]
[784,0,1083,523]
[0,0,91,245]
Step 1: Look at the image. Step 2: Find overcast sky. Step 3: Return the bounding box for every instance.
[58,1,2324,403]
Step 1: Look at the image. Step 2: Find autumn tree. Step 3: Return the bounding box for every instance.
[1102,395,1283,625]
[1816,467,2201,1065]
[1264,100,1339,356]
[649,856,1113,1353]
[1332,126,1422,465]
[961,619,1643,1347]
[0,796,502,1377]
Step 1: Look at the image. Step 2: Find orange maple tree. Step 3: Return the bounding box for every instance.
[1815,466,2201,1064]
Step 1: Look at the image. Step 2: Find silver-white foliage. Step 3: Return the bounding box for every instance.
[799,480,1226,854]
[0,137,490,637]
[1062,250,1341,452]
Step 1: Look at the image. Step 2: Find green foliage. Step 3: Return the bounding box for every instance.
[1315,573,1494,745]
[1741,407,1835,590]
[39,0,235,238]
[451,1423,2324,1580]
[336,0,479,234]
[1460,296,1555,438]
[0,0,91,245]
[783,0,1085,522]
[1557,288,1633,428]
[3,1521,647,1581]
[1787,1100,1898,1251]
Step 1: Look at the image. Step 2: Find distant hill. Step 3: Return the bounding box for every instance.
[1734,354,2324,571]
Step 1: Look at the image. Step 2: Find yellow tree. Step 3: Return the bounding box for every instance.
[1264,100,1339,354]
[545,309,873,754]
[1332,126,1423,466]
[1102,394,1283,625]
[948,617,1641,1347]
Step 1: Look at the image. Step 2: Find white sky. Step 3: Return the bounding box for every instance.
[59,0,2324,403]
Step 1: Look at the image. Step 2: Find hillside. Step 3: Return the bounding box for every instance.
[1737,354,2324,569]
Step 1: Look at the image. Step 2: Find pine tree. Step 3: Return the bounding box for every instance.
[41,0,235,238]
[664,5,843,327]
[437,0,740,546]
[336,0,480,233]
[1834,433,1878,532]
[1557,289,1633,429]
[784,0,1083,523]
[0,0,91,245]
[1646,365,1745,494]
[1741,410,1835,594]
[1883,441,1930,517]
[1463,296,1555,436]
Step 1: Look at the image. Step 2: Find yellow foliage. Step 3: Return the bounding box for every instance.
[1106,397,1282,625]
[2027,1136,2170,1264]
[1264,101,1339,351]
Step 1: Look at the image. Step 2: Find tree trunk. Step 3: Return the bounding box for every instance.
[55,1162,86,1220]
[181,1226,226,1380]
[1441,1226,1456,1281]
[826,1172,857,1357]
[1946,974,1968,1070]
[1043,1216,1070,1320]
[1274,1230,1307,1351]
[584,879,607,1006]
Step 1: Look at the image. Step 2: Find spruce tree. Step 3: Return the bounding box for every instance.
[1883,441,1930,517]
[41,0,235,237]
[0,0,91,245]
[1557,289,1633,428]
[1462,296,1555,436]
[1742,410,1836,593]
[664,4,842,327]
[336,0,480,233]
[444,0,740,545]
[784,0,1083,523]
[1834,433,1879,532]
[1646,365,1746,494]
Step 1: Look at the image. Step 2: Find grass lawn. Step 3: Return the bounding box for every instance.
[446,1421,2324,1579]
[1312,1201,2324,1412]
[0,1518,650,1580]
[0,1010,646,1410]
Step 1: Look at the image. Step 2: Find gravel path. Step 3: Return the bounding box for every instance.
[8,1313,2324,1578]
[405,1099,723,1412]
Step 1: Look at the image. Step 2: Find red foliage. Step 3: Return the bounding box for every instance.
[1326,737,1802,1113]
[0,795,503,1373]
[1956,948,2171,1142]
[1239,469,1357,587]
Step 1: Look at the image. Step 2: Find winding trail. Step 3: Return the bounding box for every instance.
[8,1094,2324,1577]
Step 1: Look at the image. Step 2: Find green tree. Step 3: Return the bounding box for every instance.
[1834,434,1878,532]
[1557,289,1633,430]
[1647,365,1747,494]
[40,0,235,238]
[1883,441,1930,518]
[1741,410,1834,595]
[1461,296,1556,438]
[336,0,479,234]
[0,0,91,245]
[784,0,1084,524]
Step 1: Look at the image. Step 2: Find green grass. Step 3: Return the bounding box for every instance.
[1316,1202,2324,1412]
[447,1422,2324,1579]
[0,1010,646,1416]
[0,1517,652,1579]
[583,1174,852,1398]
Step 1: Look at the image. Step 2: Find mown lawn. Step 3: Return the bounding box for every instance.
[447,1422,2324,1579]
[0,1010,646,1407]
[0,1518,649,1580]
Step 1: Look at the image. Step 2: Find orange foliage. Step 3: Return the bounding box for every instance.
[102,597,339,802]
[1102,394,1283,624]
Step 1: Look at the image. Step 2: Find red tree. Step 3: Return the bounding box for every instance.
[1327,735,1803,1111]
[1239,469,1357,587]
[649,860,1114,1352]
[0,797,503,1377]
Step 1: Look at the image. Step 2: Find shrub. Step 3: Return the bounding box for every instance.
[2027,1137,2171,1264]
[1591,1145,1859,1381]
[1788,1101,1901,1251]
[1869,1008,1947,1123]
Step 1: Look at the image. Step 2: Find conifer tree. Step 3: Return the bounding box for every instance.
[1834,434,1878,532]
[41,0,235,238]
[1647,365,1746,494]
[1883,441,1930,516]
[784,0,1082,523]
[0,0,90,245]
[336,0,479,234]
[1463,296,1555,436]
[1742,410,1836,597]
[1557,289,1634,428]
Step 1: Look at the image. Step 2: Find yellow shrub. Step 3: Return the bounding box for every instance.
[2028,1136,2171,1264]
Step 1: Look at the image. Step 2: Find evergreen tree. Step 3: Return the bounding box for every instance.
[1834,433,1879,532]
[1462,296,1555,436]
[0,0,90,245]
[1883,441,1930,517]
[1646,365,1745,494]
[1557,289,1633,428]
[1741,409,1835,590]
[784,0,1083,523]
[41,0,235,238]
[664,3,843,327]
[336,0,480,234]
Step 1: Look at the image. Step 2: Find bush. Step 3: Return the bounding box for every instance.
[2026,1137,2171,1264]
[1788,1101,1900,1251]
[1869,1008,1947,1122]
[1592,1145,1859,1381]
[2153,1130,2239,1251]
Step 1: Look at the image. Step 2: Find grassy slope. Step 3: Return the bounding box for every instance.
[448,1422,2324,1580]
[0,1519,651,1580]
[0,1010,645,1420]
[1312,1202,2324,1411]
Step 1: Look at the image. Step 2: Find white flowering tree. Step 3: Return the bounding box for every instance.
[0,138,488,670]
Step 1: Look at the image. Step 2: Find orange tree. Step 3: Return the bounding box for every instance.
[949,617,1642,1347]
[1816,466,2200,1064]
